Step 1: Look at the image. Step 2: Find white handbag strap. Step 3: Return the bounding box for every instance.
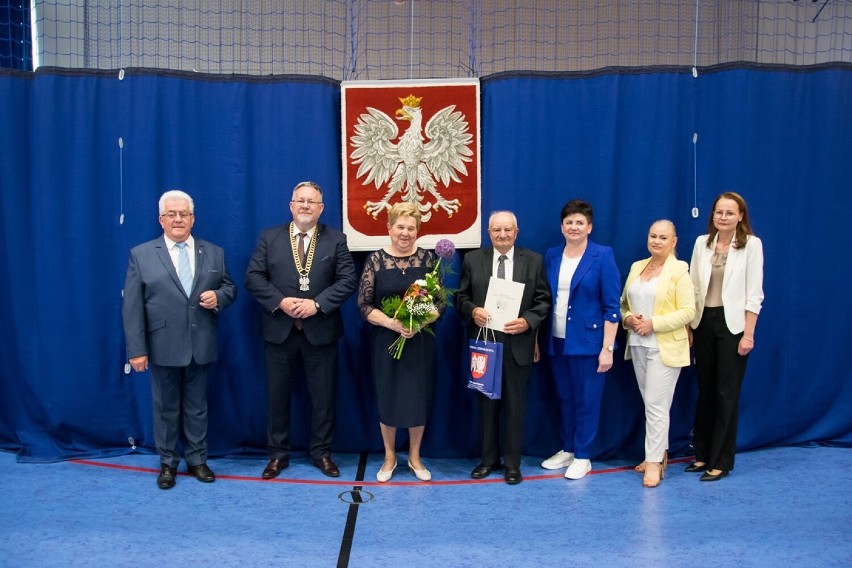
[476,319,497,343]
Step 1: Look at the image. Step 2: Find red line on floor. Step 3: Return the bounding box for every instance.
[70,457,692,486]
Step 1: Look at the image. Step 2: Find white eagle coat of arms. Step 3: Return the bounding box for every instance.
[349,94,473,222]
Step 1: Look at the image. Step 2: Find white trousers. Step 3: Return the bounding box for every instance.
[630,346,681,463]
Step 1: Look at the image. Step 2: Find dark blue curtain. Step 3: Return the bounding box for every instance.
[1,65,850,463]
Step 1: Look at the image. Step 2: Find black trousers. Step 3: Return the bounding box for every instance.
[478,351,532,470]
[264,330,338,460]
[692,307,749,472]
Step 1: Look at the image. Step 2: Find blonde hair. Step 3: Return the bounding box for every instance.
[387,202,422,229]
[650,219,678,259]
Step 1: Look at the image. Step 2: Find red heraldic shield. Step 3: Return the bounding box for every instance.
[341,79,481,251]
[471,352,489,379]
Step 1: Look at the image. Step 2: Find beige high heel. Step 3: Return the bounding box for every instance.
[635,450,666,474]
[642,462,664,488]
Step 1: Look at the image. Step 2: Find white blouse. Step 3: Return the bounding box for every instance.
[627,276,659,348]
[551,255,581,339]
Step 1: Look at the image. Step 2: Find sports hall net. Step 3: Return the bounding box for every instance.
[6,1,852,76]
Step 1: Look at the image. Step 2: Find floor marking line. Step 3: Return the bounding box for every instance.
[69,456,693,486]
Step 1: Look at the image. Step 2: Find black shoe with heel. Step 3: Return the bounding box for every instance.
[699,470,729,482]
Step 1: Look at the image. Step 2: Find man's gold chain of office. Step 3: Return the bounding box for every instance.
[290,223,318,291]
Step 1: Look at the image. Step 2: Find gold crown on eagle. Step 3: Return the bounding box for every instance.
[398,94,422,108]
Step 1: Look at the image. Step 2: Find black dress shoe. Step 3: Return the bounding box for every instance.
[684,461,708,473]
[313,456,340,477]
[157,464,176,489]
[262,458,289,479]
[699,470,729,482]
[470,463,501,479]
[188,463,215,483]
[504,468,523,485]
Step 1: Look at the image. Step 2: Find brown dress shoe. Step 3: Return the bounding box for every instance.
[313,456,340,477]
[262,458,289,479]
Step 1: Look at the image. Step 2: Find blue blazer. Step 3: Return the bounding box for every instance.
[542,240,621,357]
[122,236,237,367]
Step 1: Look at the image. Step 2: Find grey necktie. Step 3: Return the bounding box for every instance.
[497,254,507,280]
[298,232,307,266]
[176,241,192,296]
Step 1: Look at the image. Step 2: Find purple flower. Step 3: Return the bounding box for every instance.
[435,239,455,260]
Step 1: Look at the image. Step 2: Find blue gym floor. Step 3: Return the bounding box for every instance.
[0,446,849,567]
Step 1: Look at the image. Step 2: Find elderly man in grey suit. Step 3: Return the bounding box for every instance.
[123,190,237,489]
[245,181,357,479]
[456,211,551,485]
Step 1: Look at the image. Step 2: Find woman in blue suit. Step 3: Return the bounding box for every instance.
[540,200,621,479]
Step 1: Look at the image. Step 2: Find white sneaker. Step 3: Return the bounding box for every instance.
[564,458,592,479]
[541,450,574,470]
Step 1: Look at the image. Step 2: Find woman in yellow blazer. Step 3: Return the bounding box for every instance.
[620,220,696,487]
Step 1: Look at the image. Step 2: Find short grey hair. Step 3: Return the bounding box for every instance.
[292,180,323,197]
[488,210,518,229]
[158,190,194,214]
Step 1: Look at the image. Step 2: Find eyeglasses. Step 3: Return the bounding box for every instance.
[292,200,322,207]
[713,211,738,219]
[161,211,193,220]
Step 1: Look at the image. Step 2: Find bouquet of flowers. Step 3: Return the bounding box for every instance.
[381,239,456,359]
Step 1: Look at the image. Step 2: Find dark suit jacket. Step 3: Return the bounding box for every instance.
[456,246,551,366]
[542,240,621,357]
[244,222,357,346]
[122,236,237,367]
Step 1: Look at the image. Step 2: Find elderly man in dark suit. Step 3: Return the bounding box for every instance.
[456,211,551,484]
[123,190,237,489]
[245,181,357,478]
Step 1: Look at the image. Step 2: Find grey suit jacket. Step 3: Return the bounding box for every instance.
[456,246,551,366]
[122,236,237,366]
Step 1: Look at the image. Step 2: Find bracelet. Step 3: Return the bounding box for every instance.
[742,337,754,343]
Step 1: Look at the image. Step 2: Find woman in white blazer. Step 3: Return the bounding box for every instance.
[621,220,695,488]
[687,192,764,481]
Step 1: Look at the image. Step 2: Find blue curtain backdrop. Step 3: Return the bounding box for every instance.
[1,65,850,463]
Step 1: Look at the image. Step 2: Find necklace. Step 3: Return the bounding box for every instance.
[290,223,318,291]
[389,249,413,274]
